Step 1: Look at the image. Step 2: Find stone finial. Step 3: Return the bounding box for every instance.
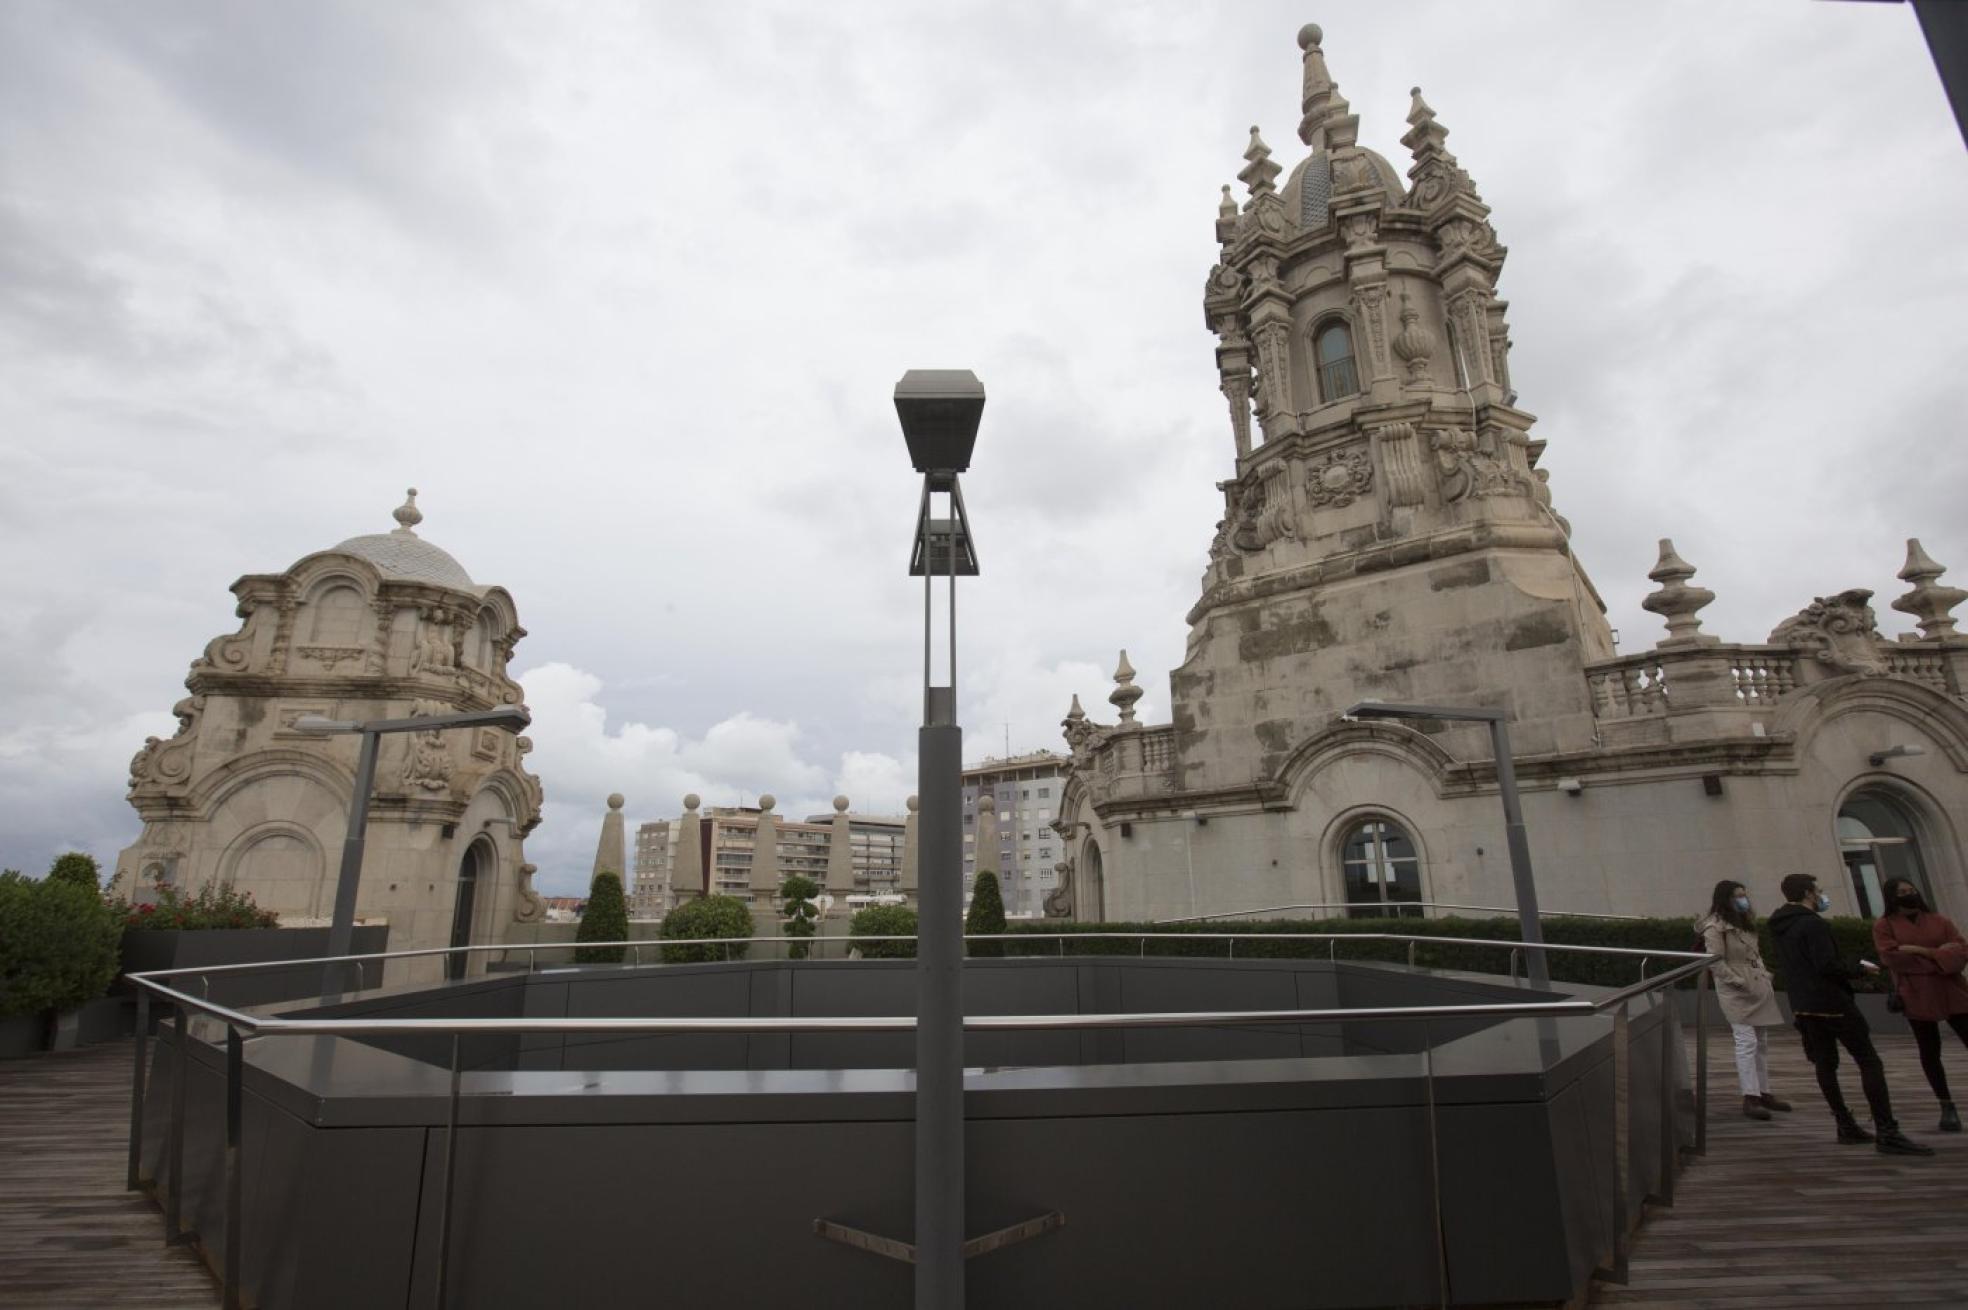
[1390,291,1436,384]
[758,794,775,811]
[906,794,919,812]
[1641,539,1716,647]
[1239,126,1281,198]
[1109,649,1143,724]
[1064,693,1085,724]
[1296,22,1358,150]
[682,793,701,812]
[1218,183,1238,219]
[1400,85,1472,207]
[1893,538,1965,640]
[392,488,423,534]
[833,794,850,813]
[607,793,624,810]
[825,794,855,894]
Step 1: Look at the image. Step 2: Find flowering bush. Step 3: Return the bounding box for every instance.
[115,882,278,931]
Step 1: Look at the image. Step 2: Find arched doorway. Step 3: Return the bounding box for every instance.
[1837,790,1930,919]
[1081,841,1105,922]
[449,840,490,981]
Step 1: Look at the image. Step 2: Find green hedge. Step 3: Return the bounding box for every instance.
[660,895,754,964]
[576,871,629,964]
[848,905,918,959]
[995,915,1887,992]
[0,870,123,1019]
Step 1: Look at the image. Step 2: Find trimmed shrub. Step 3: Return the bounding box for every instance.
[1000,914,1889,992]
[47,852,102,890]
[848,904,918,959]
[781,875,819,961]
[660,895,754,964]
[0,871,123,1019]
[965,871,1007,958]
[576,870,630,964]
[115,883,278,931]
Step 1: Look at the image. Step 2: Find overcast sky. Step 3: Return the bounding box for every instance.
[3,1,1963,897]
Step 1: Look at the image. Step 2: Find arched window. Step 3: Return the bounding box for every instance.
[306,585,367,645]
[1340,817,1421,918]
[1838,791,1930,918]
[1315,321,1361,403]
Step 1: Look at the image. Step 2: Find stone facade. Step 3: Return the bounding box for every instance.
[113,491,544,975]
[1054,28,1968,928]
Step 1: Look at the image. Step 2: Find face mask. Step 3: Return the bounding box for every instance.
[1732,897,1751,914]
[1815,893,1831,913]
[1896,891,1925,911]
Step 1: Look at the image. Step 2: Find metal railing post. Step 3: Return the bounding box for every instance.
[223,1026,244,1310]
[1654,995,1676,1207]
[1600,1001,1631,1285]
[1407,941,1418,969]
[165,1004,188,1245]
[1509,948,1521,982]
[1422,1017,1449,1308]
[1228,938,1236,960]
[527,947,536,974]
[1056,937,1064,958]
[1694,965,1710,1156]
[128,990,150,1191]
[632,944,641,968]
[436,1033,463,1310]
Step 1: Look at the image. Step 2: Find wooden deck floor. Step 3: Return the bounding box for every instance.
[1593,1030,1968,1308]
[1,1032,1963,1308]
[0,1040,218,1309]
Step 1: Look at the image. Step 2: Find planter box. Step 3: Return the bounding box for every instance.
[120,925,390,1009]
[49,995,136,1050]
[0,1012,45,1060]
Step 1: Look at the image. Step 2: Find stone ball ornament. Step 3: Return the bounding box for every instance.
[1298,22,1322,48]
[906,795,919,812]
[607,793,624,810]
[683,793,701,811]
[758,794,776,811]
[833,795,850,813]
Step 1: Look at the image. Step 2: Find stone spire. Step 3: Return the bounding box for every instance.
[1893,538,1966,640]
[1239,126,1281,198]
[391,487,423,534]
[592,792,627,879]
[1218,183,1238,220]
[900,794,919,903]
[1295,23,1358,150]
[824,795,856,896]
[1641,539,1716,647]
[1065,693,1086,726]
[1109,650,1143,724]
[1400,85,1474,208]
[749,794,780,899]
[674,794,704,900]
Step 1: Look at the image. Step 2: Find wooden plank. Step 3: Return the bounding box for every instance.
[0,1041,218,1308]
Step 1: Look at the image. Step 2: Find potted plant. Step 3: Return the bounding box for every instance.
[0,856,123,1057]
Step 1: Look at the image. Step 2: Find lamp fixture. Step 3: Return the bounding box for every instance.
[1869,744,1928,767]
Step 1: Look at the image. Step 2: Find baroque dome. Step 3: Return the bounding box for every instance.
[1279,149,1405,231]
[323,489,477,591]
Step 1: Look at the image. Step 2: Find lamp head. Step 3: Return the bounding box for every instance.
[894,369,984,475]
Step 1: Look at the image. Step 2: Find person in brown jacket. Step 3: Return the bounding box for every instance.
[1873,877,1968,1132]
[1699,880,1792,1120]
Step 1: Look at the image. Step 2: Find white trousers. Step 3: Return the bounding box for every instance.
[1732,1022,1770,1097]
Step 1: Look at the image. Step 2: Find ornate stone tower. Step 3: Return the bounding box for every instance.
[1184,24,1612,785]
[114,490,545,966]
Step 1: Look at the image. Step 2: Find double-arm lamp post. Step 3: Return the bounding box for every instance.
[1341,701,1550,988]
[896,369,983,1309]
[295,705,531,993]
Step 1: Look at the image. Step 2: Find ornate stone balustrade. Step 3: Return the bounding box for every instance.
[1728,648,1799,706]
[1589,641,1962,722]
[1885,646,1953,695]
[1141,727,1176,773]
[1587,654,1668,720]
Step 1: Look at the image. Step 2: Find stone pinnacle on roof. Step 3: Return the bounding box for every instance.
[391,488,423,534]
[1894,538,1966,639]
[1641,539,1717,647]
[1109,650,1143,725]
[1218,183,1238,219]
[1239,126,1282,198]
[1296,23,1359,150]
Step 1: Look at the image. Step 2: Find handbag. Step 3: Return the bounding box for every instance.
[1886,979,1905,1014]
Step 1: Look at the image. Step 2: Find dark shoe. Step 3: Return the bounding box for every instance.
[1940,1101,1961,1133]
[1836,1120,1875,1144]
[1877,1130,1936,1157]
[1758,1093,1793,1113]
[1743,1096,1772,1121]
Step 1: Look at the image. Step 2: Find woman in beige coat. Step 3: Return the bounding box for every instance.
[1699,879,1793,1120]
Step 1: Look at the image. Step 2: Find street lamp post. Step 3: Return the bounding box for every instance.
[295,705,530,994]
[1341,701,1550,988]
[896,369,983,1309]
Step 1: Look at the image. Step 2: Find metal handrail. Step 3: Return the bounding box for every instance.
[1159,900,1648,924]
[125,930,1713,1310]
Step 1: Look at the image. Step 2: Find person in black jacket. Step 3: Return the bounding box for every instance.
[1767,872,1933,1156]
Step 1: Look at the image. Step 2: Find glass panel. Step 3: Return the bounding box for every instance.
[1846,853,1883,919]
[1317,324,1353,366]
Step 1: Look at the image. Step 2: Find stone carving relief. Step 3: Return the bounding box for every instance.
[1389,292,1435,385]
[514,862,545,923]
[1430,427,1521,503]
[1231,469,1298,551]
[1373,422,1428,507]
[1061,698,1113,771]
[1349,282,1389,380]
[1305,447,1373,508]
[1406,156,1472,212]
[1768,590,1890,676]
[409,610,458,676]
[1339,211,1378,248]
[1530,468,1571,537]
[1044,856,1075,919]
[1205,262,1246,307]
[296,645,367,671]
[398,700,456,793]
[1250,320,1296,440]
[1436,217,1501,262]
[129,695,204,794]
[194,606,258,674]
[516,736,545,819]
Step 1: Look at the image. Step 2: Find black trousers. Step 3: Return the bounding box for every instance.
[1795,1011,1897,1130]
[1908,1012,1968,1101]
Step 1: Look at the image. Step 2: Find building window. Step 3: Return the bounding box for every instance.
[1340,818,1422,918]
[1838,791,1930,918]
[1038,788,1050,798]
[1315,321,1360,402]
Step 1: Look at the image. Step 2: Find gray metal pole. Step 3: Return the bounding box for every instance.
[322,728,381,998]
[1488,719,1549,988]
[915,717,964,1307]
